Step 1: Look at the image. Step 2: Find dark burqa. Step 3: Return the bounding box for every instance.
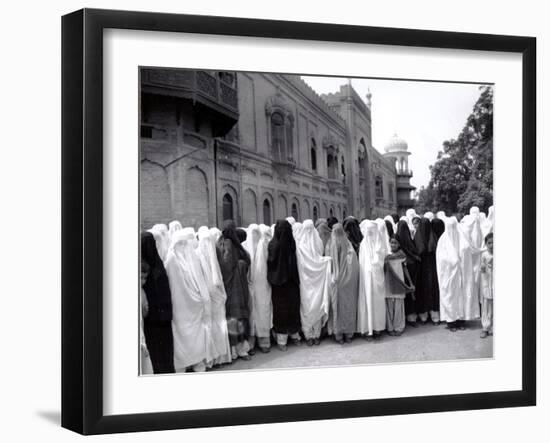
[216,220,251,345]
[385,220,395,238]
[236,228,247,243]
[327,224,359,335]
[431,218,445,243]
[414,218,440,314]
[141,232,175,374]
[327,217,339,229]
[395,220,421,317]
[267,220,301,335]
[343,216,363,255]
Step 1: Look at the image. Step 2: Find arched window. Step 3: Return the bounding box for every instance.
[270,111,294,163]
[271,112,285,161]
[327,154,335,179]
[313,205,319,222]
[375,176,384,199]
[358,139,367,178]
[341,156,346,183]
[329,207,334,217]
[291,203,298,220]
[223,193,234,221]
[263,199,271,225]
[311,138,317,171]
[343,208,347,219]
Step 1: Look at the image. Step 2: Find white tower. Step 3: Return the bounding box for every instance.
[383,134,416,214]
[384,133,410,173]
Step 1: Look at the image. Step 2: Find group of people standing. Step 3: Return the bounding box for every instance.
[140,206,494,374]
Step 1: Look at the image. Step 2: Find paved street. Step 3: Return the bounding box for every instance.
[215,320,493,372]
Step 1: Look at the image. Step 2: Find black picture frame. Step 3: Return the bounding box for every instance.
[61,8,536,435]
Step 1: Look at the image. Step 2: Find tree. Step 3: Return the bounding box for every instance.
[417,85,493,215]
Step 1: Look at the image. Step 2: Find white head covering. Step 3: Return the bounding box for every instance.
[375,218,390,256]
[181,226,198,249]
[481,206,494,238]
[168,220,183,239]
[148,223,170,262]
[436,211,448,222]
[292,221,304,244]
[424,212,435,221]
[197,226,225,295]
[243,224,261,268]
[286,216,296,226]
[209,227,222,242]
[300,219,324,257]
[460,214,484,250]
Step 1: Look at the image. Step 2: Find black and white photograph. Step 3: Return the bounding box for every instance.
[139,68,494,375]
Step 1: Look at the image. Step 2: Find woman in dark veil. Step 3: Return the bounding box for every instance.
[414,218,440,325]
[267,220,302,351]
[216,220,252,361]
[395,220,421,327]
[141,232,175,374]
[431,217,446,243]
[327,216,339,229]
[343,216,363,255]
[385,219,395,238]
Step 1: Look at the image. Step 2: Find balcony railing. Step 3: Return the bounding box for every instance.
[141,68,239,136]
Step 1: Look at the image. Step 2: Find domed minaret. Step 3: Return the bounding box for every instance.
[383,134,416,214]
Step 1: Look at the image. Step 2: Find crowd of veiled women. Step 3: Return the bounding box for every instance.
[140,206,495,374]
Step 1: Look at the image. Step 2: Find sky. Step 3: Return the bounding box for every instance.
[301,76,485,190]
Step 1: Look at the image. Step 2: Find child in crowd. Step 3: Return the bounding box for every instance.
[480,233,494,338]
[384,236,415,336]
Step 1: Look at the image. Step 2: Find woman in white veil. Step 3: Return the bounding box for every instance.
[436,216,465,332]
[164,228,214,372]
[196,226,232,366]
[357,220,386,339]
[295,219,332,345]
[458,211,483,327]
[242,224,261,353]
[292,221,305,244]
[148,223,170,262]
[168,220,183,240]
[249,224,273,352]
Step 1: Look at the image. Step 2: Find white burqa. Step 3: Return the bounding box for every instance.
[210,227,222,242]
[424,212,435,221]
[357,220,386,335]
[249,225,273,338]
[481,206,494,238]
[242,224,261,337]
[459,213,482,320]
[196,226,232,365]
[292,222,305,243]
[168,220,183,241]
[436,217,465,322]
[295,220,332,339]
[436,211,448,222]
[165,229,214,370]
[148,223,170,262]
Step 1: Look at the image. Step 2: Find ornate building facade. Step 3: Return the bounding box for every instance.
[140,69,413,230]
